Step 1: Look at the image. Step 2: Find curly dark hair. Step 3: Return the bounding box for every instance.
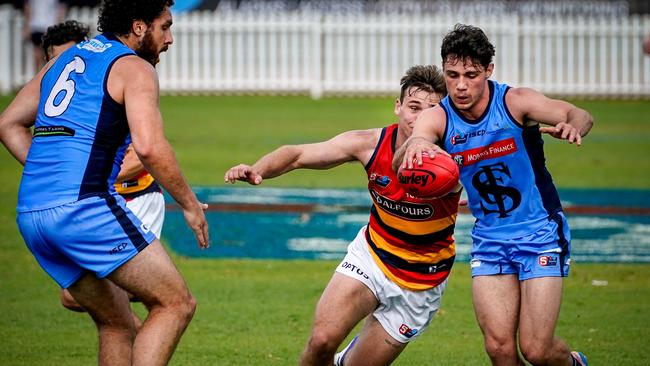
[42,20,90,60]
[441,24,495,69]
[399,65,446,103]
[98,0,175,36]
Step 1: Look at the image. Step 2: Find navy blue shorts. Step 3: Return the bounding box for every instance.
[17,195,156,288]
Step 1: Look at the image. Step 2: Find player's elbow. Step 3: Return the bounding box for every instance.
[0,113,11,139]
[277,145,303,169]
[132,143,157,163]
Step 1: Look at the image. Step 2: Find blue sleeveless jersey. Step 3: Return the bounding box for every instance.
[442,81,562,239]
[18,33,135,212]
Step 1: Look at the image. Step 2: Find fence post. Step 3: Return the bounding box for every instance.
[0,5,13,95]
[310,12,323,100]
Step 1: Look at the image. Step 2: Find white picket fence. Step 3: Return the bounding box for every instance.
[2,5,650,98]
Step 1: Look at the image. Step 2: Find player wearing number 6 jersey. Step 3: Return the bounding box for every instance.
[396,24,593,366]
[38,20,166,327]
[0,1,208,365]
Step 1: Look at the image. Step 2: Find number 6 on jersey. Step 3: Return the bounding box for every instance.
[44,56,86,118]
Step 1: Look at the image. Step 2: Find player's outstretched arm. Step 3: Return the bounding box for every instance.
[0,63,51,165]
[507,87,593,146]
[114,56,209,248]
[392,107,447,172]
[224,129,379,185]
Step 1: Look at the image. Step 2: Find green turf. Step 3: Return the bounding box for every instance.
[1,95,650,365]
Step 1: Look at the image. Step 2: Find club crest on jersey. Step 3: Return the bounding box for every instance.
[370,191,434,220]
[538,255,558,267]
[370,172,392,188]
[399,324,418,338]
[453,154,464,167]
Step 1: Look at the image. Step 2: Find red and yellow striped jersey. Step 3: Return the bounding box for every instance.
[114,170,160,200]
[365,124,461,291]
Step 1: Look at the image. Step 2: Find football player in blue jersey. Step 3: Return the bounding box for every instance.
[396,24,592,366]
[41,19,167,331]
[0,1,209,365]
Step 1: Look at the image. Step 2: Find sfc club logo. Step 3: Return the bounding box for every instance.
[538,255,558,267]
[399,324,418,338]
[472,162,522,218]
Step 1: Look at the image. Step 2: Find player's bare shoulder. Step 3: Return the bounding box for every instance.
[503,87,543,124]
[417,105,447,136]
[504,86,540,105]
[107,55,158,104]
[340,128,383,163]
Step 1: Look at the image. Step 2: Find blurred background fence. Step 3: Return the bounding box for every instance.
[2,3,650,98]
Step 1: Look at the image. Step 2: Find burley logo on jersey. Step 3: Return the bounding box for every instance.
[451,137,517,167]
[397,170,431,187]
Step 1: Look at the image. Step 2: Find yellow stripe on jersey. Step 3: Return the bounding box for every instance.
[367,245,436,291]
[367,226,456,264]
[373,202,457,235]
[114,173,155,195]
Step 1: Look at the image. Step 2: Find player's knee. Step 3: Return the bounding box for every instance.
[307,329,338,356]
[166,291,196,324]
[484,336,517,360]
[520,342,550,365]
[184,293,197,320]
[93,309,138,338]
[60,290,85,312]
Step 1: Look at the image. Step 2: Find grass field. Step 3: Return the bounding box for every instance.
[1,95,649,365]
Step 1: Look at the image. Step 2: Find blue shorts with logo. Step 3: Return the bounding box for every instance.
[470,212,571,280]
[17,194,156,288]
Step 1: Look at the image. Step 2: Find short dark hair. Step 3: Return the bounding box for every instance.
[98,0,175,36]
[399,65,446,103]
[441,24,495,70]
[42,20,90,59]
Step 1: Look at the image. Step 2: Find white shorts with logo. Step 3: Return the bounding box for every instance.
[125,191,165,239]
[335,226,447,344]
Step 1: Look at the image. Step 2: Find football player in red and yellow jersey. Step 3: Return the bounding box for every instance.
[225,65,460,366]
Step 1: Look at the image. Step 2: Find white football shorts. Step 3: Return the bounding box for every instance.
[125,191,165,239]
[335,226,447,343]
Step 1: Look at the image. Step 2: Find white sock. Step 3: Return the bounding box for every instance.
[334,336,359,366]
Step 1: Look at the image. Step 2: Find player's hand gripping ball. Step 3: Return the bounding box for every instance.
[398,153,459,199]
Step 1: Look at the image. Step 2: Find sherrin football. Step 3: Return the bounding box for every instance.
[397,153,460,198]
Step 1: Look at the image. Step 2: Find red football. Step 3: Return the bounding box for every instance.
[397,153,460,198]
